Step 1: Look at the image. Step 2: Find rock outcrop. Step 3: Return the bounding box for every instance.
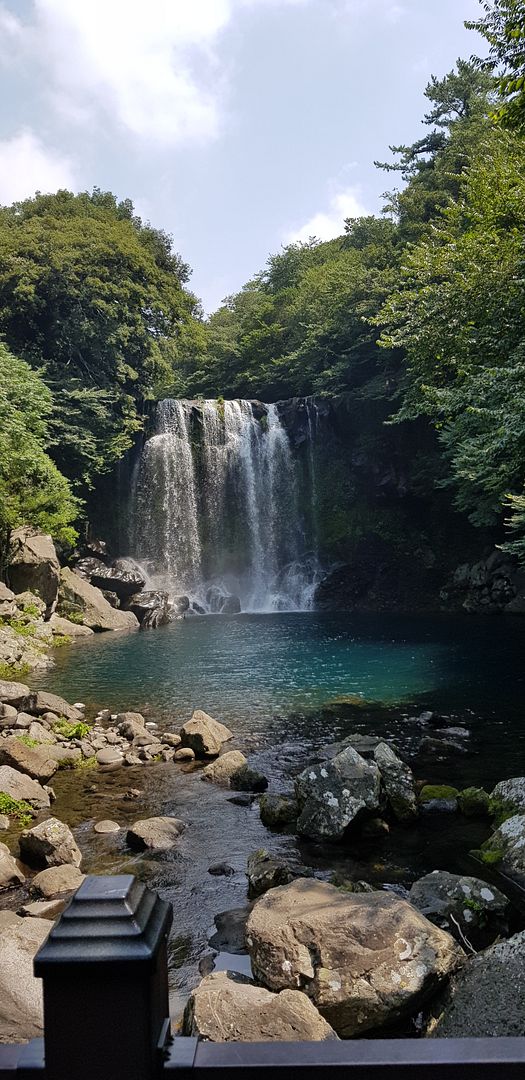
[8,528,60,613]
[475,813,525,888]
[57,568,139,632]
[246,878,463,1037]
[183,971,338,1042]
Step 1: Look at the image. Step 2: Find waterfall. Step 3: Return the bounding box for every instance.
[132,399,320,613]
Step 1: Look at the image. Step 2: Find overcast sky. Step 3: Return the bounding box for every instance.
[0,0,484,313]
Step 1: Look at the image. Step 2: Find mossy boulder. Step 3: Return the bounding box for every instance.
[419,785,459,812]
[457,787,490,818]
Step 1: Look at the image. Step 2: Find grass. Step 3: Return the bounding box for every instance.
[51,634,72,648]
[0,792,34,826]
[16,735,40,748]
[0,662,31,680]
[64,611,85,625]
[74,756,97,769]
[53,717,90,740]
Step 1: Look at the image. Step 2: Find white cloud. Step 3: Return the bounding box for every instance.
[285,186,369,244]
[332,0,408,23]
[0,130,76,204]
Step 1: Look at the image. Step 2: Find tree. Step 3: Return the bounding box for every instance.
[0,343,78,558]
[467,0,525,130]
[0,189,201,490]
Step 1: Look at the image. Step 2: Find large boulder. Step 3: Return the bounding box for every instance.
[0,914,50,1042]
[373,742,418,822]
[202,751,247,786]
[117,713,148,740]
[179,710,233,758]
[48,614,94,639]
[124,590,171,629]
[475,814,525,888]
[0,846,25,889]
[57,568,139,633]
[183,971,337,1042]
[259,793,298,830]
[8,528,60,613]
[0,765,50,810]
[295,746,381,840]
[490,776,525,817]
[431,930,525,1037]
[84,558,146,601]
[0,737,58,784]
[25,690,84,723]
[19,818,82,869]
[409,870,510,949]
[126,816,186,851]
[246,878,463,1037]
[0,680,31,709]
[31,864,85,899]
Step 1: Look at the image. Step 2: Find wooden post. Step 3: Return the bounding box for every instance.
[34,875,172,1080]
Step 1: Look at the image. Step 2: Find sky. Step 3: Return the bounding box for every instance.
[0,0,485,313]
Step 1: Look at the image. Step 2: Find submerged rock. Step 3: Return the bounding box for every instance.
[183,971,338,1042]
[295,746,381,840]
[431,930,525,1037]
[246,878,464,1038]
[409,870,510,949]
[419,786,459,813]
[179,710,233,758]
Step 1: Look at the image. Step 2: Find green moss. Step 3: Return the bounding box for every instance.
[65,611,85,625]
[458,787,491,818]
[16,735,39,748]
[473,847,504,867]
[21,602,41,618]
[51,634,72,648]
[52,718,90,739]
[0,792,34,826]
[419,784,459,802]
[489,796,518,827]
[463,896,484,915]
[0,617,36,637]
[74,756,97,769]
[0,661,31,680]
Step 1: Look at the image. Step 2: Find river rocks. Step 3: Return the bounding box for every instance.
[246,878,464,1037]
[174,747,195,761]
[0,848,25,889]
[431,930,525,1037]
[179,710,233,758]
[475,814,525,887]
[58,568,139,632]
[419,786,459,813]
[28,690,84,722]
[247,849,294,899]
[373,742,418,822]
[126,816,186,851]
[0,583,17,620]
[202,751,247,786]
[183,971,338,1042]
[95,747,124,766]
[162,732,181,748]
[117,713,147,739]
[8,527,60,613]
[409,871,510,949]
[31,864,85,898]
[231,764,268,793]
[47,746,82,767]
[457,787,491,817]
[93,820,121,834]
[490,776,525,818]
[259,793,298,829]
[19,818,82,869]
[85,558,146,601]
[0,914,50,1042]
[295,746,381,840]
[0,765,50,810]
[205,587,241,615]
[20,899,67,920]
[0,737,58,784]
[0,703,17,725]
[48,613,94,639]
[27,722,56,745]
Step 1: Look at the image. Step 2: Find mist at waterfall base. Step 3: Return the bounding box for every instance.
[131,399,322,613]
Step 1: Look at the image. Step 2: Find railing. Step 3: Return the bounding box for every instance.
[0,875,524,1080]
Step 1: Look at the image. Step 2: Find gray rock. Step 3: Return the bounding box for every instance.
[174,747,195,761]
[373,741,418,822]
[247,849,294,899]
[0,703,18,724]
[476,813,525,888]
[0,765,50,810]
[246,878,464,1038]
[491,776,525,816]
[19,898,67,919]
[0,738,57,784]
[48,613,94,638]
[0,915,50,1042]
[31,864,85,899]
[126,816,186,851]
[95,748,123,766]
[409,870,510,948]
[295,746,381,840]
[8,527,60,612]
[161,732,182,748]
[0,680,31,709]
[183,971,337,1042]
[27,690,84,723]
[27,722,57,745]
[431,930,525,1037]
[0,814,9,829]
[46,746,82,767]
[179,710,233,758]
[208,862,234,876]
[0,849,25,889]
[201,751,247,787]
[117,713,147,739]
[93,820,121,834]
[57,568,139,632]
[11,711,33,729]
[19,818,82,868]
[259,793,298,829]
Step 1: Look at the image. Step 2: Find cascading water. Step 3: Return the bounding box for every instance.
[132,399,321,613]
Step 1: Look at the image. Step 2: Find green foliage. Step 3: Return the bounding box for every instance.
[419,784,459,801]
[0,792,34,826]
[1,617,36,637]
[51,634,72,648]
[467,0,525,130]
[65,611,85,625]
[0,343,79,551]
[0,662,30,680]
[0,189,201,494]
[74,756,97,769]
[52,718,90,740]
[16,735,39,748]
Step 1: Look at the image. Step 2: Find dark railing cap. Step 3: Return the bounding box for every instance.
[34,874,173,975]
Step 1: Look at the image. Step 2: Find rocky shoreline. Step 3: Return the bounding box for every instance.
[0,676,524,1045]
